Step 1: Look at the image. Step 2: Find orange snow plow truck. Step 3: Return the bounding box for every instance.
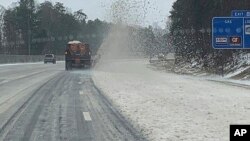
[65,41,92,70]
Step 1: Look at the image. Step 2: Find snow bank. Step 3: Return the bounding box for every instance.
[0,61,64,67]
[0,62,42,67]
[0,55,64,64]
[93,59,250,141]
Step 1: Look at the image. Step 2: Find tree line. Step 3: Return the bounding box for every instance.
[0,0,171,57]
[0,0,110,55]
[169,0,250,73]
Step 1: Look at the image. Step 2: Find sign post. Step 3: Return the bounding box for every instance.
[231,10,250,17]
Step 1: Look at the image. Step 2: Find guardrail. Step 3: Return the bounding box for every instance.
[0,54,64,64]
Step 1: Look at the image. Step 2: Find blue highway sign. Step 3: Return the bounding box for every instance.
[244,18,250,48]
[231,10,250,17]
[212,17,245,49]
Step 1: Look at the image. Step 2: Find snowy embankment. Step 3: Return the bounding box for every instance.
[93,59,250,141]
[0,55,64,64]
[0,62,43,67]
[0,61,64,67]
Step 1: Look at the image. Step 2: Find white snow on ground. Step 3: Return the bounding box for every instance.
[224,53,250,78]
[93,59,250,141]
[224,66,250,78]
[0,61,64,67]
[197,74,250,86]
[0,62,43,67]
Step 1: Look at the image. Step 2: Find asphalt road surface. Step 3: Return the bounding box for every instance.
[0,62,146,141]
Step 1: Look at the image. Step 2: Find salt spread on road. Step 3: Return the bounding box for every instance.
[93,59,250,141]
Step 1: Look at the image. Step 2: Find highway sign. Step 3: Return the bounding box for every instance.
[231,10,250,17]
[212,17,245,49]
[212,10,250,49]
[244,18,250,48]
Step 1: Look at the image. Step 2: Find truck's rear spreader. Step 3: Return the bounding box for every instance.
[65,41,92,70]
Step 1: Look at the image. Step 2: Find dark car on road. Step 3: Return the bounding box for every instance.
[44,54,56,64]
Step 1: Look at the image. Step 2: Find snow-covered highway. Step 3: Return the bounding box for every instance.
[0,59,250,141]
[0,62,145,141]
[94,59,250,141]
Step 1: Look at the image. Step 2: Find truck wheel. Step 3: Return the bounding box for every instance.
[65,62,68,70]
[88,61,92,68]
[82,65,85,70]
[66,61,72,71]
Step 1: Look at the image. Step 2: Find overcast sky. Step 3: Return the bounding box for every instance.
[0,0,176,28]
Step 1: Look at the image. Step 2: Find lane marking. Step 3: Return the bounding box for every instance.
[0,80,9,85]
[2,80,9,83]
[83,112,92,121]
[79,91,84,95]
[15,75,28,79]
